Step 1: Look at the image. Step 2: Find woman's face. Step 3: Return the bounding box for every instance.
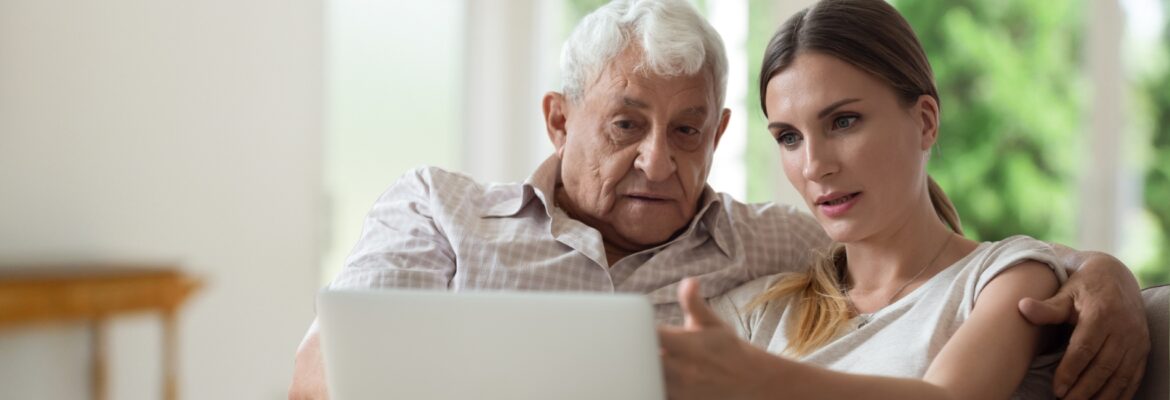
[763,52,939,243]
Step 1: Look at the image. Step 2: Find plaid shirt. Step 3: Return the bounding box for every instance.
[322,156,829,325]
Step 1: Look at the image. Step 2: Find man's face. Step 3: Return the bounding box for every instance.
[542,47,730,252]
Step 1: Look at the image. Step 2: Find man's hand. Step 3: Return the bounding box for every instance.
[288,332,330,400]
[1018,252,1149,400]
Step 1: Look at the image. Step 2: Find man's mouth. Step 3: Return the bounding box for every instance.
[625,193,671,202]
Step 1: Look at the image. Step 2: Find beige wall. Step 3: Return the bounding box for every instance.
[0,0,323,398]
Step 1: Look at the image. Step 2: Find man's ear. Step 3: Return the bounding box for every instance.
[543,92,569,158]
[712,108,731,150]
[915,95,940,150]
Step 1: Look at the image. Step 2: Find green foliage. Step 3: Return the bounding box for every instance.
[745,0,780,203]
[1139,4,1170,287]
[893,0,1085,245]
[563,0,612,38]
[565,0,612,21]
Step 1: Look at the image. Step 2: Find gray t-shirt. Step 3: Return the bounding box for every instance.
[711,235,1068,399]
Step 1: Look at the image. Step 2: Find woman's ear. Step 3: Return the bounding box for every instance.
[915,94,940,151]
[543,92,569,158]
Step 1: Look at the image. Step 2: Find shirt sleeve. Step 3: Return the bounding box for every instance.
[784,209,831,273]
[972,235,1069,307]
[302,167,459,345]
[329,167,458,291]
[710,274,790,346]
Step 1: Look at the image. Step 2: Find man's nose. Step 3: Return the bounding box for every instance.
[801,138,840,182]
[634,130,676,182]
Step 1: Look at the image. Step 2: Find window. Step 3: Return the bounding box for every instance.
[322,1,464,282]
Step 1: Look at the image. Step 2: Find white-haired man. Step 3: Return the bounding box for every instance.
[290,1,1148,398]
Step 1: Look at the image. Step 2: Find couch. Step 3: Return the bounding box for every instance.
[1137,284,1168,400]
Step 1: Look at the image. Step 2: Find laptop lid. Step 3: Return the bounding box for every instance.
[318,289,665,400]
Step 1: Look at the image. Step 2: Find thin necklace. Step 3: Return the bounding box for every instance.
[847,234,953,327]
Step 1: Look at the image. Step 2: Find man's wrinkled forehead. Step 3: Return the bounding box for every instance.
[580,46,720,106]
[613,96,711,120]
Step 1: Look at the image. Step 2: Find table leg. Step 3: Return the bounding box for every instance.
[163,310,177,400]
[90,318,107,400]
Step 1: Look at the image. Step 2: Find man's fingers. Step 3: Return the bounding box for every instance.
[1082,347,1135,400]
[1095,346,1141,399]
[1053,324,1108,397]
[1119,354,1147,400]
[1059,333,1120,400]
[1018,293,1075,326]
[678,278,723,329]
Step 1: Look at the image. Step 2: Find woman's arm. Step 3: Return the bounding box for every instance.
[921,260,1059,399]
[660,264,1058,400]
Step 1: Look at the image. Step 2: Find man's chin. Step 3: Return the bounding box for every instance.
[612,221,687,249]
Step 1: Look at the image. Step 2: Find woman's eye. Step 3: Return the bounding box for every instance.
[777,131,802,147]
[833,116,859,130]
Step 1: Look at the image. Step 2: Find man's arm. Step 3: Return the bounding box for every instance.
[288,167,461,400]
[1018,246,1149,400]
[289,331,328,400]
[769,207,831,274]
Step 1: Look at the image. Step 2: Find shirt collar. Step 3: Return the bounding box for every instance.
[700,188,734,257]
[481,155,734,258]
[479,155,559,218]
[655,186,733,258]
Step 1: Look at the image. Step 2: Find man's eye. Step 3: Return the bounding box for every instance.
[777,131,802,147]
[614,120,637,130]
[678,126,700,136]
[833,116,859,130]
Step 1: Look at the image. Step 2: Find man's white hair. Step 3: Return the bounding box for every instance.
[560,0,728,108]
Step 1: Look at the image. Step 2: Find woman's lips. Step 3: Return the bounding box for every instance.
[817,192,862,218]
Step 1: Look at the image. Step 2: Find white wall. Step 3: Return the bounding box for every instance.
[0,0,323,398]
[321,0,566,283]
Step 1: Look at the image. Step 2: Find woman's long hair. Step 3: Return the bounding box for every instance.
[749,0,964,357]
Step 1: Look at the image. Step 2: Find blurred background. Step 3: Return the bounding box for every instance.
[0,0,1167,398]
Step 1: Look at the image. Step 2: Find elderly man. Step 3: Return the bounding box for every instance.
[290,0,1148,399]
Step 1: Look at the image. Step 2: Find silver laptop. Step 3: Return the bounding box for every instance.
[317,289,665,400]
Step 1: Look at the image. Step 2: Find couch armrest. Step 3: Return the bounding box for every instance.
[1136,284,1168,400]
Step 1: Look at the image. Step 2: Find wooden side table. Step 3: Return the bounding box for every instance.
[0,265,201,400]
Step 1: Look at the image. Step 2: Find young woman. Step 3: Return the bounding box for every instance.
[657,1,1067,399]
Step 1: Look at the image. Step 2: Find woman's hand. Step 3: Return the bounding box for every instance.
[658,278,785,400]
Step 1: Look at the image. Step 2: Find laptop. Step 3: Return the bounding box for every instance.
[317,289,666,400]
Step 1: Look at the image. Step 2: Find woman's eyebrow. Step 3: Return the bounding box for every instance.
[766,98,862,131]
[817,98,862,119]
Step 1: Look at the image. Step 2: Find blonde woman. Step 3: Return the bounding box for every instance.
[657,1,1115,399]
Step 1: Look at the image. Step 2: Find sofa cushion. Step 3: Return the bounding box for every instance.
[1136,284,1168,400]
